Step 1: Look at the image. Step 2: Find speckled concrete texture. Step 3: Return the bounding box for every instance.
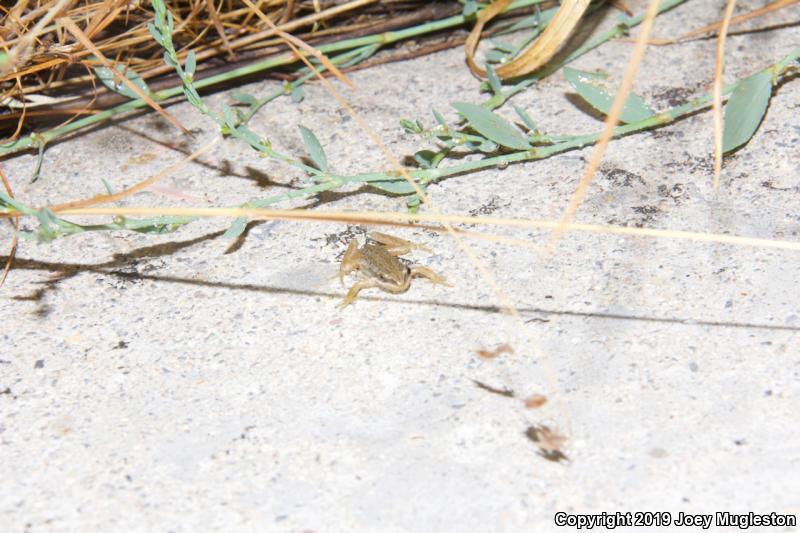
[1,1,799,531]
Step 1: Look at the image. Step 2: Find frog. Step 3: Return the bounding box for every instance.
[337,232,450,308]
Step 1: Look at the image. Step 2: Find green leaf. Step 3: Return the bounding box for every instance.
[452,102,531,150]
[232,92,257,105]
[486,65,503,94]
[485,49,509,64]
[513,104,537,132]
[224,217,248,238]
[163,51,177,68]
[490,40,516,54]
[0,192,36,215]
[291,85,305,103]
[153,0,165,17]
[463,141,481,151]
[406,194,421,214]
[298,126,328,171]
[184,86,206,111]
[184,50,196,77]
[478,140,499,153]
[722,70,772,153]
[93,61,151,100]
[222,106,237,129]
[463,0,478,17]
[413,150,436,169]
[563,67,653,124]
[413,149,447,169]
[232,125,265,151]
[400,119,420,134]
[499,6,556,35]
[34,208,61,241]
[432,109,447,127]
[147,23,164,45]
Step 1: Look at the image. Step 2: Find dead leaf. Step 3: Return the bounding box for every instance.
[523,394,548,409]
[474,343,514,359]
[473,379,515,398]
[525,424,568,462]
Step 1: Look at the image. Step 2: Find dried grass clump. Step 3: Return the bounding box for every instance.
[0,0,460,138]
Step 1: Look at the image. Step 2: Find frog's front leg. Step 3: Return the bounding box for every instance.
[409,266,452,286]
[338,239,361,286]
[339,276,413,308]
[339,279,379,308]
[369,232,431,256]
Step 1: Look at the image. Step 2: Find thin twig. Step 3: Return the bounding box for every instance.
[40,206,800,253]
[205,0,236,60]
[650,0,798,44]
[0,164,17,289]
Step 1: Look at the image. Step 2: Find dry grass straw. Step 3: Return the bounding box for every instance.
[0,164,17,288]
[57,15,191,134]
[466,0,592,79]
[648,0,799,44]
[711,0,737,189]
[0,0,435,138]
[47,205,800,254]
[238,0,354,88]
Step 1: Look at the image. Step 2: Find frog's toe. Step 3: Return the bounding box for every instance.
[338,291,357,308]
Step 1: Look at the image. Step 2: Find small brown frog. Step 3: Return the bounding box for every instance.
[338,232,450,308]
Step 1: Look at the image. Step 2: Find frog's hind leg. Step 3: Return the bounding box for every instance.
[338,239,360,286]
[409,266,452,287]
[368,232,431,256]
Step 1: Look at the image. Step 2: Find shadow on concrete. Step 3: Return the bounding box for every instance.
[3,231,799,332]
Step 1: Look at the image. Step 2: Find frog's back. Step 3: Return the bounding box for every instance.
[361,243,407,283]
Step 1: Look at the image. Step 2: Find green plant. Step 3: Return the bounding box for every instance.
[2,0,797,244]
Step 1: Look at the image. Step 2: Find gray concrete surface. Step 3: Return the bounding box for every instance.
[2,1,799,531]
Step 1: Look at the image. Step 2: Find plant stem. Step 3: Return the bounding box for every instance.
[3,47,797,240]
[341,46,800,186]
